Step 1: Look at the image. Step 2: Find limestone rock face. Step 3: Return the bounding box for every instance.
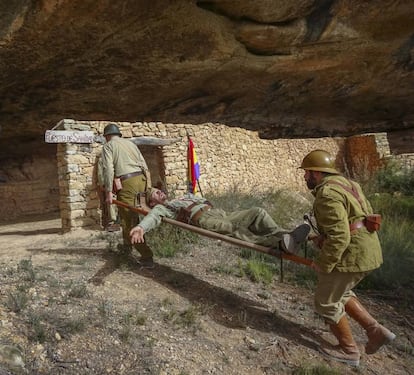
[0,0,413,146]
[198,0,317,23]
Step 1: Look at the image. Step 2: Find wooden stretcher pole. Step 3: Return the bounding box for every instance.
[113,199,313,267]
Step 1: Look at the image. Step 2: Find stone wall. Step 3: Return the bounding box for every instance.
[393,154,414,169]
[57,142,101,230]
[56,119,345,231]
[170,124,345,195]
[0,152,59,222]
[2,119,412,228]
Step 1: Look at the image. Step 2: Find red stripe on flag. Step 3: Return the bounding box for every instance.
[188,137,197,193]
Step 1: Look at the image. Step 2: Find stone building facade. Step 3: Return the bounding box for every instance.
[53,119,385,231]
[0,119,409,230]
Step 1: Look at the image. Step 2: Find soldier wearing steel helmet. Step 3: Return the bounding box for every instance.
[101,123,154,268]
[300,149,395,366]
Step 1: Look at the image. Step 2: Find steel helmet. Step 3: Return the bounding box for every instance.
[300,150,340,174]
[103,123,122,137]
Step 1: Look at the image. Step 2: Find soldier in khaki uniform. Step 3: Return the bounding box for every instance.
[300,150,395,366]
[129,188,310,253]
[101,123,154,268]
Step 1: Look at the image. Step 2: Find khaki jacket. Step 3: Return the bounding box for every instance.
[313,175,383,273]
[101,137,149,192]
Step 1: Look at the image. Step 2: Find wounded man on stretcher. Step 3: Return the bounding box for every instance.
[129,188,310,254]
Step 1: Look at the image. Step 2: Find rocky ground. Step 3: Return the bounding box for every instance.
[0,214,413,375]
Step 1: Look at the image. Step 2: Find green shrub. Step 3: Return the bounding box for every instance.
[59,318,86,335]
[244,259,276,284]
[369,193,414,221]
[206,185,266,212]
[236,248,283,284]
[68,282,89,298]
[293,364,342,375]
[210,263,244,277]
[6,290,29,313]
[161,304,200,328]
[176,306,199,328]
[358,180,414,290]
[18,258,36,282]
[146,224,198,258]
[368,160,414,196]
[97,299,113,319]
[359,215,414,290]
[290,262,317,289]
[265,190,313,228]
[28,313,47,343]
[122,308,147,326]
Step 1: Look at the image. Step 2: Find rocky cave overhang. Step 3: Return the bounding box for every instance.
[0,0,413,154]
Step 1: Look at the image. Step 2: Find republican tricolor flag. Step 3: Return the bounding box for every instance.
[187,137,200,194]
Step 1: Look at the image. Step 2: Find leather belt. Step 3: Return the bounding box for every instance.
[118,171,143,181]
[349,220,365,234]
[190,204,212,226]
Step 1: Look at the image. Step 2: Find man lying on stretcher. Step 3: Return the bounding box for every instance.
[130,188,310,254]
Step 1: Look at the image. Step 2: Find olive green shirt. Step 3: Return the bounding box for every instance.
[138,194,210,233]
[101,136,149,192]
[313,175,383,273]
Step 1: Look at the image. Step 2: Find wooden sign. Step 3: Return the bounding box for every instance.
[45,130,94,144]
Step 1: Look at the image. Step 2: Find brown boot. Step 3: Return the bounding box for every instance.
[319,316,360,366]
[345,296,396,354]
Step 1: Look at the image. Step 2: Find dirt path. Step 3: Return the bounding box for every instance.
[0,216,413,374]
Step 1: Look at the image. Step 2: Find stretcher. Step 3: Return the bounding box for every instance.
[113,199,312,280]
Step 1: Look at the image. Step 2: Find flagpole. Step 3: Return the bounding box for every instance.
[196,179,203,197]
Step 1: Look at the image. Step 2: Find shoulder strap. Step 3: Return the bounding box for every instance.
[327,180,367,214]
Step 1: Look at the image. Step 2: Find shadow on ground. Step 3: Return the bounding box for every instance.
[88,252,321,353]
[1,228,62,236]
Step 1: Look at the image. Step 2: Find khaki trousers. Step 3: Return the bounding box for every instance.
[117,175,153,259]
[314,270,370,324]
[198,207,286,248]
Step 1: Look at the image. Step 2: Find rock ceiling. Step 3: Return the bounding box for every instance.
[0,0,413,153]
